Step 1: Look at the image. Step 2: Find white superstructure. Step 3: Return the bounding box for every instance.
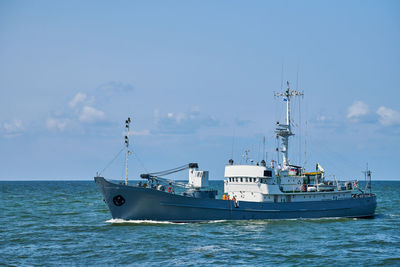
[223,82,356,203]
[188,164,209,188]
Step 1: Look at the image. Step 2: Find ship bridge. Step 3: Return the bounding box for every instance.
[224,164,273,179]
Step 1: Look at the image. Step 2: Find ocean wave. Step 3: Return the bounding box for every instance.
[106,219,184,224]
[105,219,229,224]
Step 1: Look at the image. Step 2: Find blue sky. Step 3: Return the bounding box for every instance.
[1,0,399,180]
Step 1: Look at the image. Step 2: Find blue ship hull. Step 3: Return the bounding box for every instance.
[95,177,377,222]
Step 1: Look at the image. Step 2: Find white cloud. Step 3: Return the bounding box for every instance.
[154,109,219,134]
[79,106,105,123]
[69,93,87,108]
[376,106,400,126]
[2,119,24,137]
[46,118,68,131]
[347,101,369,120]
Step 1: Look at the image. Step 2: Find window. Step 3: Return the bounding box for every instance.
[240,178,243,182]
[264,170,272,177]
[246,178,248,182]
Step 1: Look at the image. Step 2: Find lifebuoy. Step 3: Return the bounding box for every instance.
[168,186,173,193]
[353,181,358,188]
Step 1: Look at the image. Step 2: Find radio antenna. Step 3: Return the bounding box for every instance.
[124,117,131,185]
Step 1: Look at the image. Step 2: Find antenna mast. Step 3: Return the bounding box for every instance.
[274,81,303,168]
[124,117,131,185]
[262,136,266,161]
[362,163,372,194]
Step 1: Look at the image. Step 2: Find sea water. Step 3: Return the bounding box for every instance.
[1,180,399,266]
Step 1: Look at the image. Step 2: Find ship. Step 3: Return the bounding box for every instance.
[94,83,377,222]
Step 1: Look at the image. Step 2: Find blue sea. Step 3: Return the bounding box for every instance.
[1,180,399,266]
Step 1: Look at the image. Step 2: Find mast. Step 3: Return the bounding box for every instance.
[362,163,372,194]
[274,81,303,168]
[124,117,131,185]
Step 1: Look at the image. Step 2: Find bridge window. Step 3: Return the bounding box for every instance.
[240,178,243,182]
[264,170,272,177]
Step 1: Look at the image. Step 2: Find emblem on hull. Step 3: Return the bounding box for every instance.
[113,195,125,206]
